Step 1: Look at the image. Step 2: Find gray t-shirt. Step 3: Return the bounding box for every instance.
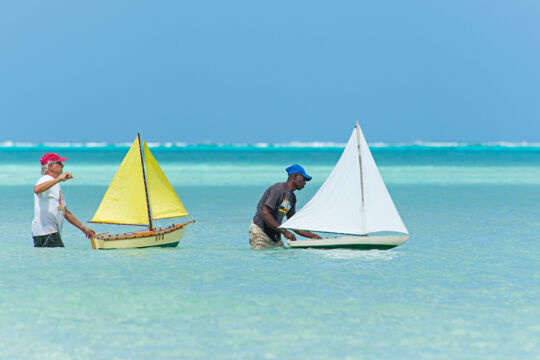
[253,182,296,242]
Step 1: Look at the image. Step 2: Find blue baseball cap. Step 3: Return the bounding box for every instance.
[286,164,312,181]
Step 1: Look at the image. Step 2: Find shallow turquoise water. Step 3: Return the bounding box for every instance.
[0,146,539,359]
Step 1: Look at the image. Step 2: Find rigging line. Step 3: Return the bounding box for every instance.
[138,133,153,230]
[356,121,367,234]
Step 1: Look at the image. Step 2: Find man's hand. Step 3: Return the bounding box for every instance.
[65,208,95,239]
[280,229,296,241]
[293,230,322,240]
[262,205,296,240]
[82,226,96,239]
[58,172,73,182]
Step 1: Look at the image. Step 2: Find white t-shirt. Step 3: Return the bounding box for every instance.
[31,175,66,236]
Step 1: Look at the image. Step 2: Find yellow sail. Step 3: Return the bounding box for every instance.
[143,141,189,220]
[90,137,150,225]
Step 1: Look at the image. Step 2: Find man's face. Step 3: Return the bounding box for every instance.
[294,173,307,190]
[49,161,64,177]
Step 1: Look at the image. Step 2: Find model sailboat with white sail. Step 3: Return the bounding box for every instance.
[279,123,409,249]
[89,134,194,250]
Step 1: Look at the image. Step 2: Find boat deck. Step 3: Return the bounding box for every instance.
[94,220,195,241]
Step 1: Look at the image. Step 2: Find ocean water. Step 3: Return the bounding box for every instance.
[0,143,539,359]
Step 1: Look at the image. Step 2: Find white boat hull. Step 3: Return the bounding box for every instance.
[287,234,409,250]
[90,221,193,250]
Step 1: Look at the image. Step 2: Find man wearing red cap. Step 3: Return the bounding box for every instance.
[31,152,95,247]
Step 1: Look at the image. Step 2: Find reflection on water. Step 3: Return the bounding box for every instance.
[305,248,400,260]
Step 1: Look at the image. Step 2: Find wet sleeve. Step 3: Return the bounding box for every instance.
[264,187,280,210]
[35,178,49,198]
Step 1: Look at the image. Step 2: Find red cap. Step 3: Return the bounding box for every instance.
[40,152,68,165]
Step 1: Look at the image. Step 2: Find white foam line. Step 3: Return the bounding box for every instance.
[1,141,540,149]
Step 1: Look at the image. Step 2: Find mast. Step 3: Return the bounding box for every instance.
[356,121,366,233]
[137,133,153,230]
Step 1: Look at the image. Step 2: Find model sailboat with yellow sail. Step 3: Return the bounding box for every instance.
[89,134,194,250]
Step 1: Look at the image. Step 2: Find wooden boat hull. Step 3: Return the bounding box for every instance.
[90,221,193,250]
[287,234,409,250]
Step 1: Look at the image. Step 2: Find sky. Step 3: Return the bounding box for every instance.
[1,0,539,143]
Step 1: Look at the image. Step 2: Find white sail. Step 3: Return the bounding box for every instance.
[280,124,408,235]
[357,126,408,234]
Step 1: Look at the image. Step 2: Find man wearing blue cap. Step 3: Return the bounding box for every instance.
[250,164,321,249]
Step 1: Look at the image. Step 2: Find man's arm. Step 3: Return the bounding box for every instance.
[293,230,322,239]
[261,205,296,241]
[65,208,96,238]
[34,173,73,194]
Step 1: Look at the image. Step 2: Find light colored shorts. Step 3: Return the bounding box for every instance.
[249,222,283,250]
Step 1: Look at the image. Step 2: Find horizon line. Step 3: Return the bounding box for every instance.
[1,140,540,149]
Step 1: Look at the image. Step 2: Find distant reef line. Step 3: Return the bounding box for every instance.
[1,140,539,150]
